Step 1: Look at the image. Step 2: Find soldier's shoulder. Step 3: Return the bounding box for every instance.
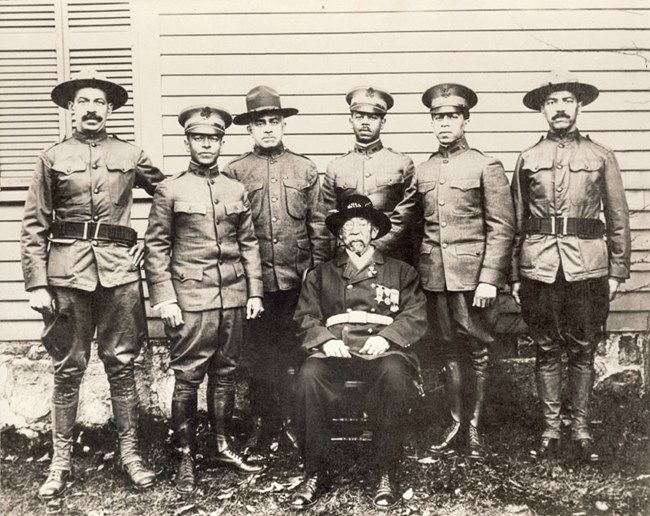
[581,134,613,154]
[108,133,141,149]
[42,135,71,153]
[224,151,253,168]
[285,148,316,165]
[329,150,353,163]
[520,135,547,155]
[384,146,411,160]
[164,171,187,183]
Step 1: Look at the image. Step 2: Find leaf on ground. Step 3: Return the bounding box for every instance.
[245,505,255,513]
[285,476,302,490]
[595,501,609,512]
[102,452,115,461]
[402,487,414,500]
[37,453,50,463]
[417,456,439,464]
[174,504,195,516]
[4,455,18,462]
[216,490,234,500]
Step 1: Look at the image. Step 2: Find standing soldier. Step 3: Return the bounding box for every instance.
[223,86,330,451]
[510,71,631,462]
[144,105,265,495]
[322,86,416,263]
[21,68,164,499]
[386,84,515,459]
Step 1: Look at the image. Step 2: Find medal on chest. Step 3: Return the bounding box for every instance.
[374,284,400,312]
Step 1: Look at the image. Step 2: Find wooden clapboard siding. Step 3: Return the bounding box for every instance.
[1,0,649,342]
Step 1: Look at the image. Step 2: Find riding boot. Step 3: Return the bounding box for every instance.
[468,364,488,460]
[536,352,562,440]
[429,360,462,454]
[569,362,594,442]
[171,398,198,494]
[111,394,155,489]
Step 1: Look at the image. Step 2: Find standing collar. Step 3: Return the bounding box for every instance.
[73,129,108,144]
[354,139,383,156]
[437,136,469,158]
[188,160,220,177]
[546,129,581,143]
[253,143,285,159]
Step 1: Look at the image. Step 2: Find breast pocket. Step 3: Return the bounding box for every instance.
[523,159,554,203]
[568,158,602,207]
[417,181,437,217]
[450,178,481,216]
[245,182,265,221]
[106,160,135,206]
[51,158,87,203]
[173,202,208,239]
[283,178,307,220]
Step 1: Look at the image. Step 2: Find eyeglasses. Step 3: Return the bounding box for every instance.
[189,134,221,144]
[342,218,372,232]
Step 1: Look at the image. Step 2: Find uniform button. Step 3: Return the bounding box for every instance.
[559,143,565,148]
[271,196,277,202]
[272,216,278,223]
[271,178,277,183]
[91,142,97,147]
[365,191,370,196]
[215,220,220,225]
[439,200,445,206]
[92,240,98,246]
[346,284,353,290]
[370,308,376,313]
[441,222,447,227]
[443,159,449,164]
[217,240,222,245]
[366,173,371,178]
[93,215,99,221]
[94,188,100,194]
[557,164,563,169]
[92,164,98,169]
[210,179,215,185]
[371,283,376,288]
[219,260,224,265]
[439,178,446,184]
[557,187,563,192]
[346,308,352,312]
[343,326,349,332]
[368,328,373,334]
[442,243,448,249]
[273,238,278,243]
[214,200,219,205]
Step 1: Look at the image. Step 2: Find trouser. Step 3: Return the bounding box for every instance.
[426,290,495,426]
[241,289,300,427]
[520,274,609,440]
[293,355,415,475]
[166,307,244,451]
[41,281,147,471]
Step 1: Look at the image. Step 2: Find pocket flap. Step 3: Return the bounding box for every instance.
[174,202,207,215]
[419,242,434,255]
[338,177,359,190]
[376,173,404,187]
[106,160,135,173]
[297,236,311,250]
[246,181,264,193]
[455,243,484,257]
[283,178,307,190]
[525,159,554,172]
[172,267,203,282]
[224,201,246,215]
[450,178,480,191]
[51,158,86,175]
[417,180,437,193]
[568,157,602,172]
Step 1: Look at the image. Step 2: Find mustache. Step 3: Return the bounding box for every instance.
[82,112,103,122]
[552,113,571,121]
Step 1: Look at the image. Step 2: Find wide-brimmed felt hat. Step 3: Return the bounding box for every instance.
[326,194,391,240]
[178,105,232,135]
[422,83,478,114]
[346,86,394,115]
[51,67,128,110]
[523,70,599,111]
[233,85,299,125]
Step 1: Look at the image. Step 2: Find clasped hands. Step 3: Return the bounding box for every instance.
[321,335,390,358]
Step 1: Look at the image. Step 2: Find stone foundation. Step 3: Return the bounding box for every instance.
[1,333,647,435]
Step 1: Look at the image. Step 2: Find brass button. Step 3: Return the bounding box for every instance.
[441,222,447,227]
[366,173,371,178]
[219,260,224,265]
[346,308,352,312]
[367,328,373,334]
[443,159,449,164]
[272,217,278,223]
[557,164,563,169]
[557,187,563,192]
[91,142,97,147]
[439,178,446,184]
[92,240,98,246]
[273,238,278,243]
[217,240,222,245]
[439,200,445,206]
[210,179,215,185]
[214,200,219,204]
[179,272,185,279]
[442,243,448,249]
[271,178,277,183]
[370,308,376,312]
[271,196,277,202]
[92,164,98,169]
[94,188,100,194]
[93,215,99,221]
[346,284,353,290]
[559,143,565,148]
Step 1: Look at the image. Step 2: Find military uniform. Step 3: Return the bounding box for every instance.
[20,68,163,496]
[144,105,264,491]
[323,86,416,263]
[223,86,330,444]
[292,196,427,490]
[386,84,515,457]
[511,72,631,455]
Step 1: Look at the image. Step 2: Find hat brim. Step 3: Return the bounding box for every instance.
[233,107,299,125]
[325,207,391,240]
[51,78,128,110]
[523,82,599,111]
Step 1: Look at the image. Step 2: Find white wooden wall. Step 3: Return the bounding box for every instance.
[1,0,649,340]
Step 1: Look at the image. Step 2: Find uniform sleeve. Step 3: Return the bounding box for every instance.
[509,154,529,284]
[293,266,338,352]
[378,264,428,348]
[602,150,631,280]
[134,149,166,196]
[236,189,264,298]
[478,158,515,288]
[20,153,54,291]
[143,182,176,306]
[381,167,422,254]
[305,162,332,265]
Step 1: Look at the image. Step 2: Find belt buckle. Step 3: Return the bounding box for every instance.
[348,311,368,324]
[82,221,90,240]
[557,217,567,236]
[93,221,102,240]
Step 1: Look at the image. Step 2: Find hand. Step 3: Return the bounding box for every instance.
[160,303,184,328]
[322,339,351,358]
[128,241,145,270]
[511,281,522,306]
[608,278,620,301]
[247,297,264,319]
[29,287,56,317]
[473,282,497,308]
[359,335,390,356]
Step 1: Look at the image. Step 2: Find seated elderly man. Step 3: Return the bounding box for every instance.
[291,195,427,510]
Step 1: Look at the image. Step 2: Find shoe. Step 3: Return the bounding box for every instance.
[429,419,461,456]
[279,420,300,451]
[290,473,320,510]
[529,437,559,460]
[175,453,196,495]
[575,439,600,463]
[123,459,155,490]
[372,472,399,511]
[214,446,265,474]
[38,469,73,501]
[467,425,486,461]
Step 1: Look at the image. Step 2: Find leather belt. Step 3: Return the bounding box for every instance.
[326,311,394,328]
[525,217,605,239]
[50,220,137,247]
